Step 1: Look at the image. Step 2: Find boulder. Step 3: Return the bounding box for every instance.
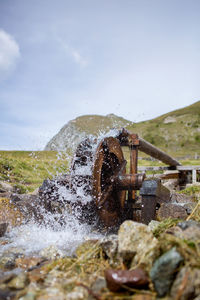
[118,221,160,270]
[171,267,200,300]
[150,247,183,297]
[157,203,187,221]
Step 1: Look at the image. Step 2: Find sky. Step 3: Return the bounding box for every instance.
[0,0,200,150]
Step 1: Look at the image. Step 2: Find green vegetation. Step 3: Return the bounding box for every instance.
[0,151,70,193]
[126,100,200,156]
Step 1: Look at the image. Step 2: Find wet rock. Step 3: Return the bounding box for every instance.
[105,268,149,292]
[118,221,159,270]
[0,222,8,237]
[39,245,64,260]
[171,266,200,300]
[8,272,28,289]
[66,286,89,300]
[39,176,70,212]
[150,247,183,297]
[157,203,187,221]
[171,192,195,203]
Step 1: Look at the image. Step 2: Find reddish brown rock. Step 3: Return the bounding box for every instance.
[157,203,187,221]
[105,268,149,292]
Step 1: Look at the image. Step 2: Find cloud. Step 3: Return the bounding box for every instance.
[0,29,20,80]
[58,38,88,67]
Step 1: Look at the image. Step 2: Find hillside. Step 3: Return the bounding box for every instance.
[127,100,200,155]
[45,101,200,156]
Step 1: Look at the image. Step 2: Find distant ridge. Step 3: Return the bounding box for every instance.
[45,101,200,155]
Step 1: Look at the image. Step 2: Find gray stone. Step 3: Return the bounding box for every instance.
[118,221,159,270]
[171,267,200,300]
[171,192,195,203]
[150,247,183,297]
[157,203,187,221]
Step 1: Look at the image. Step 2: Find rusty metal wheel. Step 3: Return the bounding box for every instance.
[92,137,126,227]
[71,136,126,228]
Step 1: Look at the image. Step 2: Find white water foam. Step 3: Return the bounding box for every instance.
[0,129,120,257]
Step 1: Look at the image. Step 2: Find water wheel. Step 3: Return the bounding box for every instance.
[71,136,126,227]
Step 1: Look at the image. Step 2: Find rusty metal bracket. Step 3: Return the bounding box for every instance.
[140,179,171,224]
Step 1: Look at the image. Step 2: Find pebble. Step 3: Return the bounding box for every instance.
[105,268,149,292]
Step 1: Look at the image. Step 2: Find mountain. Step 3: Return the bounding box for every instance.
[45,101,200,156]
[44,114,131,152]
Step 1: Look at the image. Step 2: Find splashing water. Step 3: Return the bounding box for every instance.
[0,129,120,257]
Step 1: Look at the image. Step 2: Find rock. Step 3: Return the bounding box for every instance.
[66,286,88,300]
[147,220,160,232]
[157,203,187,221]
[118,221,160,270]
[183,202,196,214]
[171,192,195,203]
[0,223,8,237]
[171,266,200,300]
[0,181,14,193]
[173,220,200,241]
[177,220,200,230]
[150,247,184,297]
[39,245,64,260]
[105,268,149,292]
[163,179,178,191]
[0,252,19,269]
[0,289,15,300]
[91,276,106,294]
[8,272,28,289]
[100,235,120,266]
[19,292,36,300]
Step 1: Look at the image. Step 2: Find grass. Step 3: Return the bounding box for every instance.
[0,151,70,193]
[0,147,199,194]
